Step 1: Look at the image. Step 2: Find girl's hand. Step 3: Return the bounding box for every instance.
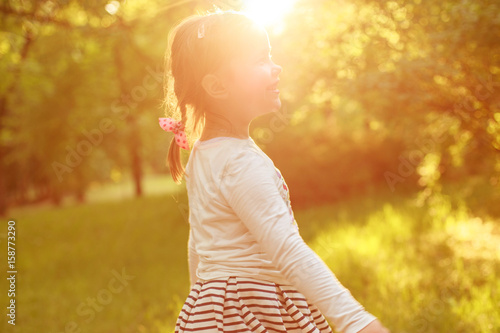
[357,319,391,333]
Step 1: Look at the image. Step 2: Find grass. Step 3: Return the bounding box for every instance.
[0,180,499,333]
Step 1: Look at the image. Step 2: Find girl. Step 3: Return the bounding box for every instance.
[159,9,390,333]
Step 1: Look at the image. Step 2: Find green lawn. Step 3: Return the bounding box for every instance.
[1,183,499,333]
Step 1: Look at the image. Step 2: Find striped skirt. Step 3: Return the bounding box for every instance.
[174,275,334,333]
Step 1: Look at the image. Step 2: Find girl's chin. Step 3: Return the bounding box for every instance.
[266,99,282,112]
[265,90,280,102]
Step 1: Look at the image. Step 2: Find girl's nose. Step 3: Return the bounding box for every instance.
[272,63,282,76]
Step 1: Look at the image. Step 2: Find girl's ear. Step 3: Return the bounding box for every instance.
[201,72,230,100]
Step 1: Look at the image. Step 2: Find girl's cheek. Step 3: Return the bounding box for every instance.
[228,62,267,100]
[234,70,261,96]
[246,67,268,92]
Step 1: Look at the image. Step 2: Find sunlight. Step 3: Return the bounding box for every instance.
[240,0,297,31]
[104,0,120,15]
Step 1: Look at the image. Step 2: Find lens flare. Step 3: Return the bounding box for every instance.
[241,0,297,31]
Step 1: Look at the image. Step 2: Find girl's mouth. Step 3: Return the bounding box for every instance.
[266,80,280,94]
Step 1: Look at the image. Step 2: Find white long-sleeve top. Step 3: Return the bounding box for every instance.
[184,136,377,333]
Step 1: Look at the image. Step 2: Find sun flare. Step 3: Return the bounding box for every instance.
[240,0,297,30]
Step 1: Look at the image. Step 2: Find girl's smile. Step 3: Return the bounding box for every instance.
[266,79,280,94]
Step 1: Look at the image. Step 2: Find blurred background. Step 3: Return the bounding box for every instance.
[0,0,499,332]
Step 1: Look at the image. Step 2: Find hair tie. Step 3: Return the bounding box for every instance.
[159,117,190,150]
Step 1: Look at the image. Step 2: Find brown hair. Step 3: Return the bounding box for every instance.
[161,9,264,184]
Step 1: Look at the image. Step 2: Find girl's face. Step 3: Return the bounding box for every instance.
[225,29,282,121]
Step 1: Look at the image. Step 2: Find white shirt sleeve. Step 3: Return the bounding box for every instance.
[188,227,200,290]
[220,147,378,333]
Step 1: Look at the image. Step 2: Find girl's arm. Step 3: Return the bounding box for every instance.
[188,227,200,290]
[220,147,389,333]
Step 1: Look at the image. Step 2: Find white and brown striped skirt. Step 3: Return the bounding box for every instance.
[174,276,334,333]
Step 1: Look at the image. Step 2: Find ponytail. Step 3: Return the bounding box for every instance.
[167,102,188,184]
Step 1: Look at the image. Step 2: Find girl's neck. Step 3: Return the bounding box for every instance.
[200,115,250,141]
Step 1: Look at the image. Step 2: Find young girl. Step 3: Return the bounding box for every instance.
[159,9,390,333]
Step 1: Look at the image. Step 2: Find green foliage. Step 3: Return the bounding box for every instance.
[1,191,191,333]
[259,0,500,211]
[1,187,498,332]
[305,190,500,333]
[1,0,499,215]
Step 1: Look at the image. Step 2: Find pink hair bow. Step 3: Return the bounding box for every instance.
[159,117,190,150]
